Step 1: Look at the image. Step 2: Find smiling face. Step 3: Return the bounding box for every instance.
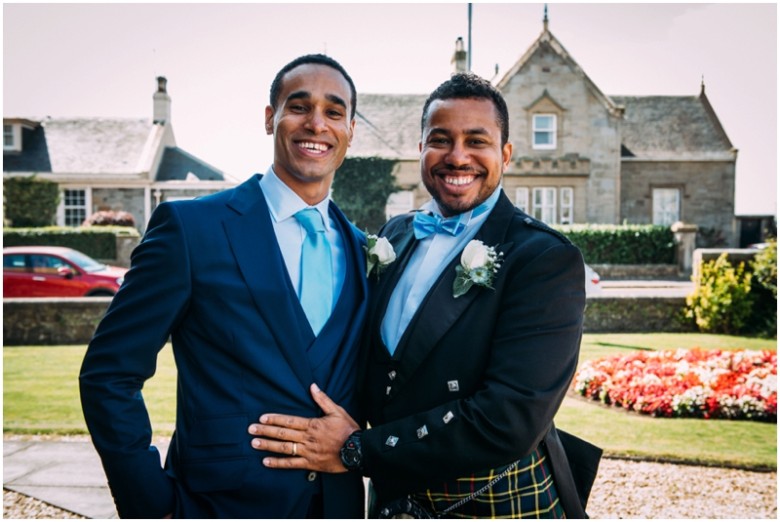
[265,63,355,204]
[420,97,512,217]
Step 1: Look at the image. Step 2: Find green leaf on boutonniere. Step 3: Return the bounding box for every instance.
[453,266,474,298]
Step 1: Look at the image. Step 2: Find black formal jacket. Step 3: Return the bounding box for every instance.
[358,191,590,517]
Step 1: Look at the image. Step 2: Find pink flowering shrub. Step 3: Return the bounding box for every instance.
[573,348,777,422]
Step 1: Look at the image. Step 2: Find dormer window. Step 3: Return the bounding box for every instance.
[3,124,21,152]
[532,114,556,149]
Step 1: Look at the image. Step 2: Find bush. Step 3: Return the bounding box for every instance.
[686,253,753,335]
[748,239,777,337]
[3,176,60,227]
[331,157,399,232]
[83,210,136,227]
[3,226,139,260]
[554,224,675,264]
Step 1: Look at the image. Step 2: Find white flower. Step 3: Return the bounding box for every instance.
[461,240,491,270]
[365,234,396,278]
[453,239,503,298]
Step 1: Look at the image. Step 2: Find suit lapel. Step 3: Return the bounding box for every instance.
[392,192,517,381]
[222,175,314,389]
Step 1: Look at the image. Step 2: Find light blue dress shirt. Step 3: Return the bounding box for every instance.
[381,187,502,354]
[259,168,346,318]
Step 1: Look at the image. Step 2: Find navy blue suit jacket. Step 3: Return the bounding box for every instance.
[79,174,368,518]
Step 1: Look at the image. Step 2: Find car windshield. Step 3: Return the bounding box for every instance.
[61,250,106,273]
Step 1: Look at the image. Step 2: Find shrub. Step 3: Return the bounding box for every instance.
[331,157,399,232]
[83,210,136,227]
[686,253,753,335]
[554,224,675,264]
[3,226,139,260]
[748,239,777,338]
[3,176,60,227]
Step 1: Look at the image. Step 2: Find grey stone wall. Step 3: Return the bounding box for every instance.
[3,295,691,346]
[620,160,737,246]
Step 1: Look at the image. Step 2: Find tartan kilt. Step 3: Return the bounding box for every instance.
[410,445,566,518]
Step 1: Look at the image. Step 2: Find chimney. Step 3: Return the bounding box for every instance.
[451,37,468,74]
[153,76,171,124]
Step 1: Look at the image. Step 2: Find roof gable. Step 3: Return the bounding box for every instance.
[156,146,224,181]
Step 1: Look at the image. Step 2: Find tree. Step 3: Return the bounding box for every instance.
[3,176,60,227]
[331,157,399,232]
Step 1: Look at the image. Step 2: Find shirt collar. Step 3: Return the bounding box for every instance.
[420,185,502,230]
[259,166,332,230]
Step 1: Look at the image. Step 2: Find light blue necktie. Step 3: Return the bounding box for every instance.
[294,208,333,336]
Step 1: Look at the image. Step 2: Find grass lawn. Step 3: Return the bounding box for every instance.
[4,333,776,469]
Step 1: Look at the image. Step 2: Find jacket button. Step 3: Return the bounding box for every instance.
[307,471,318,482]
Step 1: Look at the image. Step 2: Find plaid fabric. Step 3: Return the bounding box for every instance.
[411,446,565,519]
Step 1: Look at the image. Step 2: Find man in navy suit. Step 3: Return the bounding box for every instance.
[249,73,600,518]
[79,54,368,518]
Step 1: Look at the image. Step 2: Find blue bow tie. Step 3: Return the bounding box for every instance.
[412,212,466,239]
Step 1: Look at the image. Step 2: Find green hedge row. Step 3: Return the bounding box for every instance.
[554,224,675,264]
[3,226,139,260]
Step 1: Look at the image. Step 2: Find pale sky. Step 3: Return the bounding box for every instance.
[3,2,777,216]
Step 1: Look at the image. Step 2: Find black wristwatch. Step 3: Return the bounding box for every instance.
[340,430,364,472]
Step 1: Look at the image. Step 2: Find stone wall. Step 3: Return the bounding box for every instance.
[3,295,692,346]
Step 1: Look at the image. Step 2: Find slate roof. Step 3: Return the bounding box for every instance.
[3,118,153,174]
[156,146,224,181]
[611,94,735,160]
[349,93,428,160]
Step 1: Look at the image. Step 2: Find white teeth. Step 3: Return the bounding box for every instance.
[444,176,475,186]
[299,142,328,152]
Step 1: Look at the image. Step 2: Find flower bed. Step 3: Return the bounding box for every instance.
[573,348,777,422]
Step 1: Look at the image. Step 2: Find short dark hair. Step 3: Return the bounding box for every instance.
[269,54,357,119]
[421,73,509,146]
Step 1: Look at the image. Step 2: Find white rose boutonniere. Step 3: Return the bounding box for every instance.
[453,239,503,298]
[365,234,396,278]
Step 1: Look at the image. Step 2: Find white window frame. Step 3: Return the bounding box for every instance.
[57,188,92,227]
[652,188,680,226]
[3,124,21,152]
[385,190,415,220]
[515,187,529,213]
[532,187,557,224]
[560,187,573,224]
[532,114,556,150]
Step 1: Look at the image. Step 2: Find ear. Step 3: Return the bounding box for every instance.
[264,106,274,135]
[502,142,513,170]
[418,141,423,153]
[347,118,356,146]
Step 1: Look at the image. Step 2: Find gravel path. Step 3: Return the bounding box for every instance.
[4,458,776,518]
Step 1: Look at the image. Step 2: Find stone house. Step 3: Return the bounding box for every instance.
[349,16,738,245]
[3,77,233,233]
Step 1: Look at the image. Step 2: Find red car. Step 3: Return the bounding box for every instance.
[3,246,127,297]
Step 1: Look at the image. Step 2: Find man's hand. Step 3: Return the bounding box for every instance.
[248,383,360,473]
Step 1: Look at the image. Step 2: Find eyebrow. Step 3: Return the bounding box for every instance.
[286,90,348,111]
[428,127,490,136]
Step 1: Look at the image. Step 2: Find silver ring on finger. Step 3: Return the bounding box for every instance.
[292,442,297,456]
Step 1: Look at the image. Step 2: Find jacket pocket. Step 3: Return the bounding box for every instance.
[182,456,250,493]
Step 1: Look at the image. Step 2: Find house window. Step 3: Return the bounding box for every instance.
[560,187,573,224]
[63,189,88,227]
[652,188,680,226]
[532,114,556,149]
[385,190,415,220]
[3,124,20,151]
[515,188,529,213]
[532,187,557,223]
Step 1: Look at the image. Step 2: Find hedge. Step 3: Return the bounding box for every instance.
[554,224,675,264]
[3,226,140,260]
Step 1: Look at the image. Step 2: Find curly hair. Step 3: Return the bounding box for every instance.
[421,73,509,145]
